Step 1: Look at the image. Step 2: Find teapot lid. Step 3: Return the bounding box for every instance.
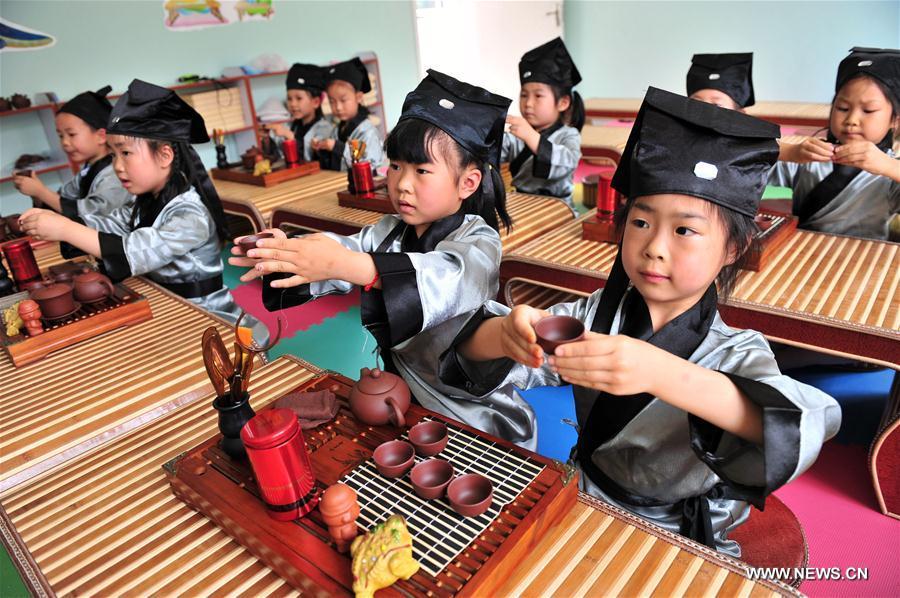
[31,283,72,300]
[74,270,104,282]
[356,368,399,395]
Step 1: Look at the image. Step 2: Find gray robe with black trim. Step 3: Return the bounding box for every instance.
[501,125,581,210]
[261,213,539,450]
[59,161,133,217]
[439,290,840,556]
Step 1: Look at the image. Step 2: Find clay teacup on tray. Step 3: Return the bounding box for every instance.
[237,232,274,254]
[30,283,78,320]
[534,315,585,354]
[373,440,415,478]
[447,473,493,517]
[410,459,454,500]
[408,420,449,457]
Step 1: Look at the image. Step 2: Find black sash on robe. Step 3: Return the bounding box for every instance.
[509,121,563,178]
[795,131,893,224]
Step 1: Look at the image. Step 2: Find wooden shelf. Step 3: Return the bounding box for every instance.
[0,162,72,184]
[0,103,57,118]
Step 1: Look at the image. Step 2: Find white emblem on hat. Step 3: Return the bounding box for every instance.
[523,70,532,78]
[709,73,721,80]
[297,77,305,84]
[112,116,120,123]
[694,161,718,180]
[439,98,455,110]
[858,60,873,67]
[329,68,335,74]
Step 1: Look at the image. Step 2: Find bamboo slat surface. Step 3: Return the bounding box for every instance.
[0,279,243,490]
[0,355,794,597]
[214,170,347,231]
[272,190,576,254]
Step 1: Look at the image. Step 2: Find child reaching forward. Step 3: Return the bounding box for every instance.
[231,71,539,448]
[441,89,840,555]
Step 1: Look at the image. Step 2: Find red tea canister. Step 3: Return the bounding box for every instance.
[281,138,299,167]
[596,172,616,222]
[240,408,319,521]
[1,239,41,287]
[351,160,375,197]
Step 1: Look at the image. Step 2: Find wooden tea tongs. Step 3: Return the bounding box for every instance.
[231,311,284,402]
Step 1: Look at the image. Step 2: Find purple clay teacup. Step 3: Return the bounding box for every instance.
[237,232,274,254]
[447,473,493,517]
[533,315,585,355]
[372,440,415,478]
[408,420,449,457]
[409,459,454,500]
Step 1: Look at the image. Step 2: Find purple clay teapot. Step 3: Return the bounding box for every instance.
[72,270,114,303]
[349,367,411,427]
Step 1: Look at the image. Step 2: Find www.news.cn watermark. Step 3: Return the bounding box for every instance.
[747,567,870,582]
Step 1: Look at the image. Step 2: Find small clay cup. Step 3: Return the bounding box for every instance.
[408,421,449,457]
[447,473,493,517]
[409,459,454,500]
[372,440,415,478]
[238,232,274,254]
[5,215,22,235]
[30,283,77,319]
[534,315,585,354]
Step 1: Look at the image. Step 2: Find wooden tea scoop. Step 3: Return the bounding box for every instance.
[201,327,228,396]
[235,326,255,394]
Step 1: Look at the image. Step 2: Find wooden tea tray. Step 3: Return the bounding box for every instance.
[166,373,578,596]
[337,179,394,214]
[746,210,799,272]
[581,215,618,243]
[211,160,320,187]
[0,281,153,366]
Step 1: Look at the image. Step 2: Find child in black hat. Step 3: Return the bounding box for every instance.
[770,47,900,240]
[230,70,527,444]
[20,79,259,333]
[439,88,839,555]
[312,57,384,171]
[503,37,584,211]
[266,63,335,162]
[14,85,133,218]
[686,53,755,110]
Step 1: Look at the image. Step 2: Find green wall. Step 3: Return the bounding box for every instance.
[564,0,900,102]
[0,0,420,214]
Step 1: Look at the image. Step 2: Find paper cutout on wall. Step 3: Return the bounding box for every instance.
[164,0,274,30]
[0,19,56,52]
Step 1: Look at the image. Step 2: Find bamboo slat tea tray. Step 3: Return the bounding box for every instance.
[0,281,152,367]
[211,160,320,187]
[166,371,578,596]
[0,357,793,597]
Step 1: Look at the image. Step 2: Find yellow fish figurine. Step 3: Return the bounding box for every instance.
[350,514,419,598]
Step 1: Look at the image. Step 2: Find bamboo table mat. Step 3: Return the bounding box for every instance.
[0,278,249,490]
[271,190,576,255]
[214,170,347,233]
[0,355,793,597]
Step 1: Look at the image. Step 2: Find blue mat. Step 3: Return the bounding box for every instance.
[518,385,578,462]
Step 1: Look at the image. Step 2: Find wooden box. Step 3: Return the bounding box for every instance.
[211,160,320,187]
[745,210,798,272]
[0,281,153,366]
[581,215,618,244]
[165,373,578,596]
[337,179,394,214]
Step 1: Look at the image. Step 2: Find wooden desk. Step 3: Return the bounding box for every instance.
[586,97,830,128]
[0,356,795,597]
[580,123,632,165]
[271,191,577,255]
[214,170,348,233]
[500,214,900,369]
[0,278,249,491]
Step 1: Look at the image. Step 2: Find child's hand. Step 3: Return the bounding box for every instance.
[18,208,71,242]
[501,305,550,368]
[268,123,293,139]
[228,228,288,281]
[317,138,336,152]
[833,140,898,177]
[12,172,47,197]
[783,137,834,163]
[549,332,664,396]
[506,115,538,142]
[250,233,350,287]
